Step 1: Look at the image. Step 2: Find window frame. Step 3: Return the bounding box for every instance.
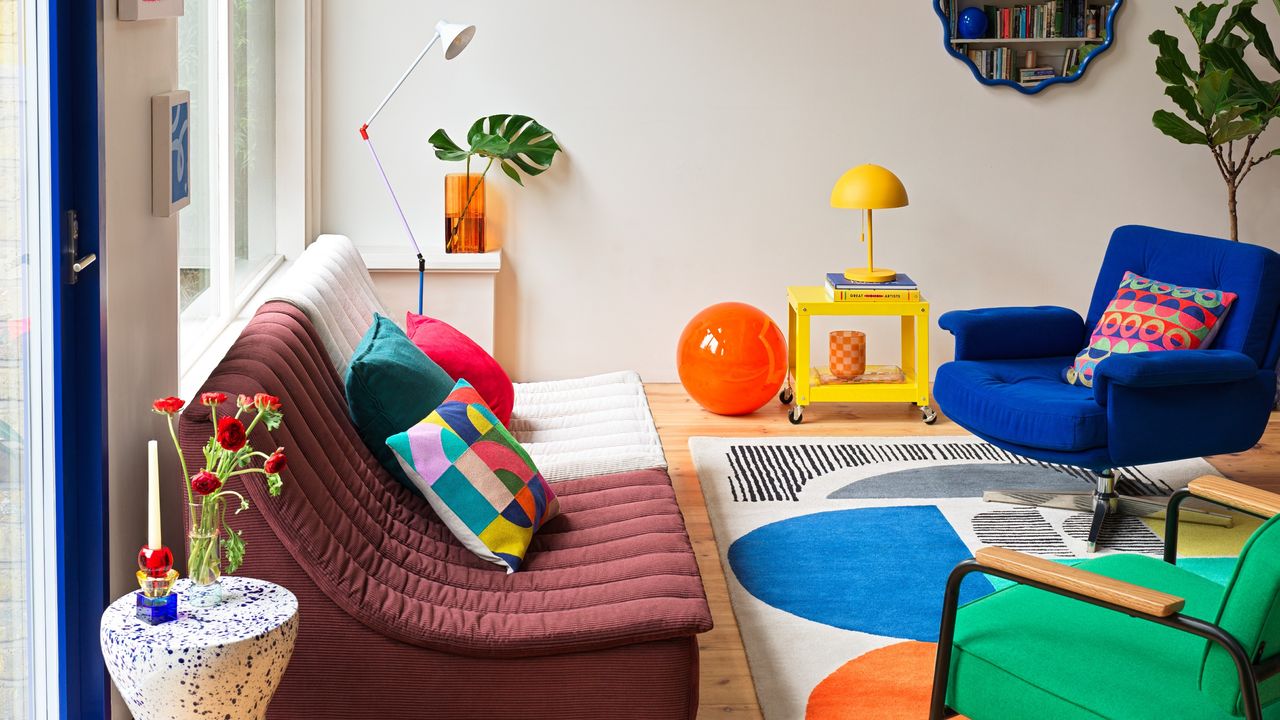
[178,1,319,374]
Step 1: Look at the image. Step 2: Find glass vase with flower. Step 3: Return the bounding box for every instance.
[152,392,289,607]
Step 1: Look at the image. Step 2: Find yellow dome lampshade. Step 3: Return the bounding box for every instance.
[830,164,909,283]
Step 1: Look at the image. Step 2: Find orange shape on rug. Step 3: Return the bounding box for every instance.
[806,641,969,720]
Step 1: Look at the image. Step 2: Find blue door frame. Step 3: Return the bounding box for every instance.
[50,0,107,716]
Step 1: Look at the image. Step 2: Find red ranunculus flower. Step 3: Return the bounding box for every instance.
[236,394,254,410]
[200,391,227,407]
[190,470,222,496]
[254,393,282,411]
[216,417,247,451]
[263,447,287,475]
[151,396,184,415]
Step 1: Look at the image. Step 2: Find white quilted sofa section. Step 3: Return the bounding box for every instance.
[269,234,388,377]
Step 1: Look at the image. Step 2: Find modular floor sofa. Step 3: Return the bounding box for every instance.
[178,236,713,719]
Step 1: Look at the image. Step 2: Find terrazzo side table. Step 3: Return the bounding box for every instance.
[101,576,298,720]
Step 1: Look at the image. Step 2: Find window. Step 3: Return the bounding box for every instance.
[178,0,285,369]
[1,0,58,715]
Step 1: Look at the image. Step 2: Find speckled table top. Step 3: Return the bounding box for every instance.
[101,576,297,649]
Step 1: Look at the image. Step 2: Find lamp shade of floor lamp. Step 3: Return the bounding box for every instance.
[830,164,909,283]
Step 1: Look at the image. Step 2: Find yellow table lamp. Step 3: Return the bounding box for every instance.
[830,164,909,283]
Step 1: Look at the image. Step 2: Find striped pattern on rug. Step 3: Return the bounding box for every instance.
[723,439,1171,502]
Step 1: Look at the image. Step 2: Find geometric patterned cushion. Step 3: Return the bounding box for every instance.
[1065,271,1237,388]
[386,379,559,573]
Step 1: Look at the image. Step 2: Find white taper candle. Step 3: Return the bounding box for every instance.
[147,440,161,549]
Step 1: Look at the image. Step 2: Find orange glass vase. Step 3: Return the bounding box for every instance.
[444,173,486,253]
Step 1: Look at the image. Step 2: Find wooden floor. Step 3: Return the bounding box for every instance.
[644,383,1280,719]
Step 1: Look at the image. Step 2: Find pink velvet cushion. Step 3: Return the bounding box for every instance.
[405,312,514,424]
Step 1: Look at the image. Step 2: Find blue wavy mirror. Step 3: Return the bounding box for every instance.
[935,0,1122,94]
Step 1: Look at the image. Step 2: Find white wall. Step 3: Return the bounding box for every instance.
[100,3,182,716]
[321,1,1280,383]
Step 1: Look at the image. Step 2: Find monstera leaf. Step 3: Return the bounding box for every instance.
[429,114,561,186]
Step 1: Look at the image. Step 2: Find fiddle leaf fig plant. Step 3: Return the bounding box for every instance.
[1150,0,1280,241]
[429,114,562,251]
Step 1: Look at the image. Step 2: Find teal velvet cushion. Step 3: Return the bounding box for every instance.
[345,314,455,489]
[949,554,1241,720]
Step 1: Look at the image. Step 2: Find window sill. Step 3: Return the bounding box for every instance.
[358,247,501,273]
[179,256,292,398]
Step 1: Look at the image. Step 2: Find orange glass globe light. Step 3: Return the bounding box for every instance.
[677,302,788,416]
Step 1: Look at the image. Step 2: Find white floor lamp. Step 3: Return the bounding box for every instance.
[359,19,477,315]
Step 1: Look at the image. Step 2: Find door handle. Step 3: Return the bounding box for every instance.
[65,209,96,285]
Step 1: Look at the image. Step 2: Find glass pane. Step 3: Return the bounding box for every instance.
[233,0,274,290]
[177,0,215,323]
[0,0,31,714]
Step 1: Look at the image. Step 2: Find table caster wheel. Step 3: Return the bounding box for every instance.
[788,406,804,425]
[920,405,938,425]
[779,387,794,405]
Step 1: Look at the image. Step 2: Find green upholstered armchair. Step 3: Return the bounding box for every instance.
[930,476,1280,720]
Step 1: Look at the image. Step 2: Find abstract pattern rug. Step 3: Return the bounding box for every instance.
[691,436,1256,720]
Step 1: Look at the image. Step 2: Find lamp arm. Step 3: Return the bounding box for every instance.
[363,31,441,130]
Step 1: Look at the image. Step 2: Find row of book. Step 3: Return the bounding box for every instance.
[968,47,1017,82]
[824,273,920,302]
[986,2,1107,40]
[943,0,1110,41]
[968,46,1091,82]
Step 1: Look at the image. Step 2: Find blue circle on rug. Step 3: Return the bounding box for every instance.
[727,506,994,641]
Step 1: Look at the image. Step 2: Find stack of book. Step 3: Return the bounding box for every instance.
[1020,66,1056,86]
[824,273,920,302]
[942,1,1111,41]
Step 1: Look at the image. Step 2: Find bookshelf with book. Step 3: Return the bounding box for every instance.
[936,0,1121,93]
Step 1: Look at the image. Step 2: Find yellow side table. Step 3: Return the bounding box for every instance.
[781,286,935,424]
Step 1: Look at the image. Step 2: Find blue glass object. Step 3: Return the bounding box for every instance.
[957,7,988,39]
[135,591,178,625]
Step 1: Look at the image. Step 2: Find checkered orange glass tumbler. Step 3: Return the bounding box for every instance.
[829,331,866,379]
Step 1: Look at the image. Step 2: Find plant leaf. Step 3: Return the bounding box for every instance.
[469,132,511,157]
[467,114,561,183]
[1154,109,1210,144]
[1233,2,1280,73]
[1203,41,1276,103]
[1212,118,1262,144]
[1166,85,1207,124]
[266,472,282,496]
[222,528,245,574]
[1197,68,1233,114]
[1181,2,1229,45]
[1150,30,1196,85]
[500,160,523,186]
[1213,0,1260,44]
[428,129,469,162]
[1209,105,1249,133]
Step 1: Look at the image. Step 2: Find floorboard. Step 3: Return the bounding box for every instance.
[644,383,1280,719]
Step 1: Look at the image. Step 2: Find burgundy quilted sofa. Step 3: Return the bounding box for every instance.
[179,300,713,719]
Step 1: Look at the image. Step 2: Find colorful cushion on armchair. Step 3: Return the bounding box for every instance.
[1065,271,1236,388]
[386,379,559,573]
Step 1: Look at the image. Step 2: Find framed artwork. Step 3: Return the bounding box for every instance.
[152,91,191,217]
[119,0,183,21]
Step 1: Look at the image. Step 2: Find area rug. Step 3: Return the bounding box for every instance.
[691,435,1257,720]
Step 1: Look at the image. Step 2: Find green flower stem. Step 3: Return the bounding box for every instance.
[165,414,195,529]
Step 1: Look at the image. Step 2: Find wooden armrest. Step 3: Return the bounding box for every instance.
[1189,475,1280,519]
[974,547,1186,617]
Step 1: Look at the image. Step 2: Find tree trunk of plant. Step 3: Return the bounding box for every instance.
[1227,182,1239,242]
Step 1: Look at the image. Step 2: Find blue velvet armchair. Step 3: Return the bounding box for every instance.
[934,225,1280,550]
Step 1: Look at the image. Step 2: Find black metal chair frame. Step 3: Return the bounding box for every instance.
[929,489,1280,720]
